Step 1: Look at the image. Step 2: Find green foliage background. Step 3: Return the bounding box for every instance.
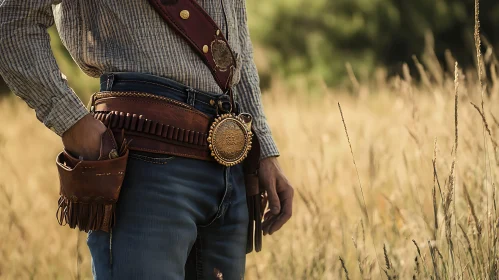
[1,0,499,94]
[247,0,499,86]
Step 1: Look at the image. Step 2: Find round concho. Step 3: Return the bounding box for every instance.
[208,114,253,166]
[211,39,234,72]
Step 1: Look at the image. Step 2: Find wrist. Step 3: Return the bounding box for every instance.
[254,132,279,159]
[46,92,89,137]
[260,156,280,170]
[61,114,107,160]
[62,114,106,142]
[260,156,278,163]
[62,113,89,140]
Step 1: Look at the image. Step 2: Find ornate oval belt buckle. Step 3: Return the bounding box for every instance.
[208,113,253,167]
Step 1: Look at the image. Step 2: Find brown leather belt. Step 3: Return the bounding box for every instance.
[91,91,214,161]
[91,90,264,253]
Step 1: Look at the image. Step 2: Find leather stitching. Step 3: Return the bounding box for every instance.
[151,0,229,89]
[95,95,210,119]
[131,147,211,161]
[129,153,174,165]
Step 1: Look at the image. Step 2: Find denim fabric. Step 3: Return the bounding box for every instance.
[87,73,248,279]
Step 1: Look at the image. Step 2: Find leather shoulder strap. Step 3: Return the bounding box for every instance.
[147,0,236,93]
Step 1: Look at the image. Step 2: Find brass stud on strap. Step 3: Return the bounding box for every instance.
[216,30,220,36]
[203,45,209,53]
[180,10,190,20]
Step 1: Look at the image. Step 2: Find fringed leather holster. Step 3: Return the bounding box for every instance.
[56,128,129,232]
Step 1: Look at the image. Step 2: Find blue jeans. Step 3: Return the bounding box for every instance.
[87,73,248,279]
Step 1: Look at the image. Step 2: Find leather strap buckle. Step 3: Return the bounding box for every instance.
[217,95,233,113]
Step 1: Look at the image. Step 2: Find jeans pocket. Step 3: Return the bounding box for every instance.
[128,151,175,165]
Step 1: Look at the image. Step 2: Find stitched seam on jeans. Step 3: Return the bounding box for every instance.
[129,147,208,160]
[199,167,229,228]
[225,166,234,204]
[195,237,203,279]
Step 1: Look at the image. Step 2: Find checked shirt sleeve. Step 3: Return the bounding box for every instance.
[235,3,279,159]
[0,1,88,136]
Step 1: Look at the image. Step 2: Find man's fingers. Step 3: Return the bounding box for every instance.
[263,211,273,221]
[268,186,294,235]
[262,209,278,235]
[268,207,290,234]
[264,178,281,215]
[257,156,294,235]
[262,216,277,235]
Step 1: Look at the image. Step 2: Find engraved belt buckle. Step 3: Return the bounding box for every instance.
[207,96,253,167]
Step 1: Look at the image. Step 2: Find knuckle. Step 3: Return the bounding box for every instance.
[268,187,278,194]
[281,181,293,191]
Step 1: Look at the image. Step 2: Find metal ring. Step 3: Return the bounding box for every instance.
[217,95,232,113]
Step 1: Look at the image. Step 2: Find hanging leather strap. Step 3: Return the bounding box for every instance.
[147,0,236,93]
[146,0,266,254]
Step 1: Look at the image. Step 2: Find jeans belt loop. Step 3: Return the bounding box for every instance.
[106,73,115,91]
[186,87,196,107]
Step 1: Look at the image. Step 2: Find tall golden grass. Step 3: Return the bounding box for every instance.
[2,1,499,279]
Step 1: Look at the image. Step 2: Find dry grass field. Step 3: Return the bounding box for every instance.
[1,62,499,279]
[2,3,499,280]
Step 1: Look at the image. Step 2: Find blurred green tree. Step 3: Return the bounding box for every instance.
[247,0,499,86]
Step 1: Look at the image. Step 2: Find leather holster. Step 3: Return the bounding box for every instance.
[244,135,267,253]
[56,128,129,232]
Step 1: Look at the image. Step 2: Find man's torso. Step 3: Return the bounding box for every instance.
[53,0,245,93]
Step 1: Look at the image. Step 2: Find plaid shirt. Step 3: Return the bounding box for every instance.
[0,0,279,158]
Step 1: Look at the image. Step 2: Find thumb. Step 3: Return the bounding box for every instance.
[265,178,281,215]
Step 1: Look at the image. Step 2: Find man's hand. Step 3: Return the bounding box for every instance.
[259,156,294,235]
[61,114,107,160]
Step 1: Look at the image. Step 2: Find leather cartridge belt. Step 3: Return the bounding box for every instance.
[91,91,214,161]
